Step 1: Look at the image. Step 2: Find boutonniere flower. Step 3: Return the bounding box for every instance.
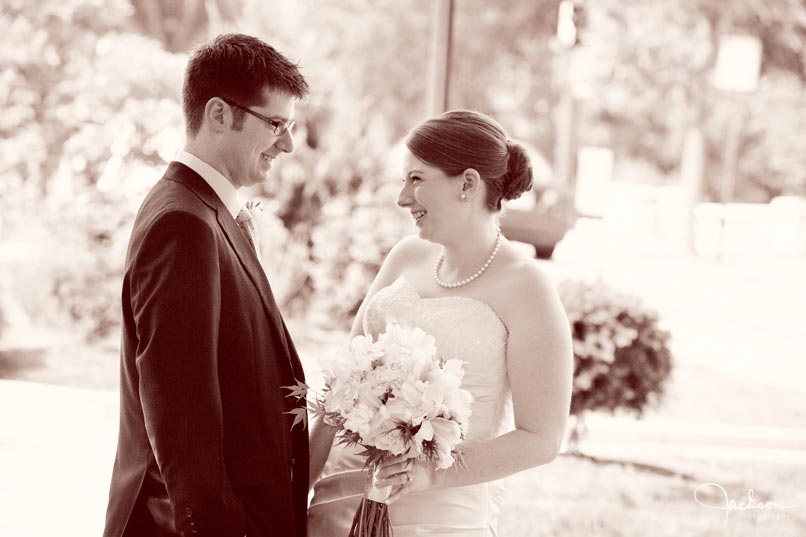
[244,199,263,215]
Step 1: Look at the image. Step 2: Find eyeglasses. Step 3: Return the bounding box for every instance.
[221,98,295,136]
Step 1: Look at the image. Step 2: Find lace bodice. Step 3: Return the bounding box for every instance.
[363,277,512,447]
[308,277,515,536]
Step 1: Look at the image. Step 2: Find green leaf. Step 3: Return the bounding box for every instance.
[282,380,310,401]
[284,407,308,431]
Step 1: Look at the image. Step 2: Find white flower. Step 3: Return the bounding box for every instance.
[413,419,434,450]
[323,382,357,414]
[423,358,464,407]
[371,428,409,456]
[384,396,415,424]
[311,322,472,471]
[350,334,385,361]
[357,379,388,409]
[430,417,462,469]
[343,404,375,436]
[443,388,474,434]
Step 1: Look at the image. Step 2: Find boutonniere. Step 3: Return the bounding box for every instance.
[244,199,263,215]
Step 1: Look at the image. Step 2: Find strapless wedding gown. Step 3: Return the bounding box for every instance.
[308,278,514,537]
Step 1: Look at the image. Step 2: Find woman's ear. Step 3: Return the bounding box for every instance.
[459,168,482,202]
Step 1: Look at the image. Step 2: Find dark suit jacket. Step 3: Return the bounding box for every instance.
[103,162,309,537]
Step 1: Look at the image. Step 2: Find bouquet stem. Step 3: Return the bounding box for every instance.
[348,468,394,537]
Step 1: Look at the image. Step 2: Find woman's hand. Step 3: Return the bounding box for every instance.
[374,455,441,504]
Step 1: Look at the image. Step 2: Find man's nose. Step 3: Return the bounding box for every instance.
[276,129,294,154]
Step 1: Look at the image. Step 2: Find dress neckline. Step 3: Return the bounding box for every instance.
[393,277,509,335]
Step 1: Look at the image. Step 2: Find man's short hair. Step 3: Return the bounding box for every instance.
[182,33,309,135]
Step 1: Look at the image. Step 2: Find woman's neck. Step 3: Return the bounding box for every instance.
[438,219,501,282]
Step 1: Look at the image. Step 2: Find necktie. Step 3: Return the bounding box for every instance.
[236,206,261,258]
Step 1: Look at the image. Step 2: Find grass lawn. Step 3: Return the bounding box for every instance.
[499,453,806,537]
[3,323,805,535]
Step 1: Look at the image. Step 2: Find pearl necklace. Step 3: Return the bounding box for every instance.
[433,229,502,289]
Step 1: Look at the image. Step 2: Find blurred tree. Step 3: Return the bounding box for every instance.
[130,0,241,52]
[0,0,133,202]
[450,0,561,162]
[3,0,803,337]
[0,0,185,338]
[578,0,806,200]
[227,0,430,320]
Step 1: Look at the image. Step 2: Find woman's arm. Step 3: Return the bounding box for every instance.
[384,261,573,497]
[307,418,338,490]
[308,234,426,489]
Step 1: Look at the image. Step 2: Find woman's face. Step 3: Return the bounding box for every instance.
[397,150,463,243]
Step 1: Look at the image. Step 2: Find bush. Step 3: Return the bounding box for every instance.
[45,189,135,341]
[1,0,186,342]
[249,198,312,310]
[307,183,412,330]
[558,279,673,430]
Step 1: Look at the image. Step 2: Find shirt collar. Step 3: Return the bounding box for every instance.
[175,150,242,219]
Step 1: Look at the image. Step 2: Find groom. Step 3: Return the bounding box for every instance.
[103,34,309,537]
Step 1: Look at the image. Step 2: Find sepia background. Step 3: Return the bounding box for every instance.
[1,0,805,535]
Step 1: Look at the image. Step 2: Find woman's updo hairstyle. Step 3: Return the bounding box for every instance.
[404,109,533,211]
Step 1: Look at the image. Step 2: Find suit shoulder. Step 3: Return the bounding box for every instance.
[134,180,215,236]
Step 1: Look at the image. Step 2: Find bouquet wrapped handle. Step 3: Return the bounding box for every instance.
[349,464,394,536]
[365,465,393,503]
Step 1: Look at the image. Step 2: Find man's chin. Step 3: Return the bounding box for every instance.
[248,172,270,187]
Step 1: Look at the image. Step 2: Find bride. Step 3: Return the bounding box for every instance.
[307,110,573,536]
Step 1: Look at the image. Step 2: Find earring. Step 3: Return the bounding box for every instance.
[460,194,467,201]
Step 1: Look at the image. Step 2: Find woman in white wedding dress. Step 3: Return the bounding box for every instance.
[307,110,573,537]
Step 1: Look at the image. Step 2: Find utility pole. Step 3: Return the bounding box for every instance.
[553,0,584,189]
[427,0,454,116]
[710,34,762,258]
[680,101,705,255]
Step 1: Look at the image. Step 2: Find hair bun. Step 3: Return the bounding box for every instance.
[503,142,533,200]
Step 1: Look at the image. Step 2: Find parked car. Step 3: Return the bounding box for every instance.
[500,182,576,259]
[500,144,576,259]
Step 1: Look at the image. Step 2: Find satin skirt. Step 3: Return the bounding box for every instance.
[308,445,504,537]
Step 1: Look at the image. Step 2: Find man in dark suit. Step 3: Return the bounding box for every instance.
[103,34,310,537]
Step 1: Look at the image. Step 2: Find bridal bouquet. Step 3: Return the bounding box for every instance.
[286,322,474,537]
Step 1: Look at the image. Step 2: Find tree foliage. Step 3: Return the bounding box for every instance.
[1,0,185,337]
[578,0,806,200]
[1,0,804,338]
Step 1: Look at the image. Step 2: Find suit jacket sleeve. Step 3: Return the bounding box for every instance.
[130,210,247,537]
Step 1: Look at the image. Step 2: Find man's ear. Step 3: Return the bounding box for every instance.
[204,97,229,133]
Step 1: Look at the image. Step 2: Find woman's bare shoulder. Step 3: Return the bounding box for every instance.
[494,243,558,316]
[385,234,439,269]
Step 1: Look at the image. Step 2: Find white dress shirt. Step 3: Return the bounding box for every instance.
[174,150,241,219]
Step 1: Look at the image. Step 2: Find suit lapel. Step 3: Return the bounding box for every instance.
[164,162,296,373]
[215,208,291,347]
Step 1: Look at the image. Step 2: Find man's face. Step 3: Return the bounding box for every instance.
[221,89,296,189]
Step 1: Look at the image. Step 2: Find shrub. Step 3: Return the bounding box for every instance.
[1,2,185,342]
[46,189,135,341]
[558,279,673,443]
[307,184,412,330]
[250,198,312,310]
